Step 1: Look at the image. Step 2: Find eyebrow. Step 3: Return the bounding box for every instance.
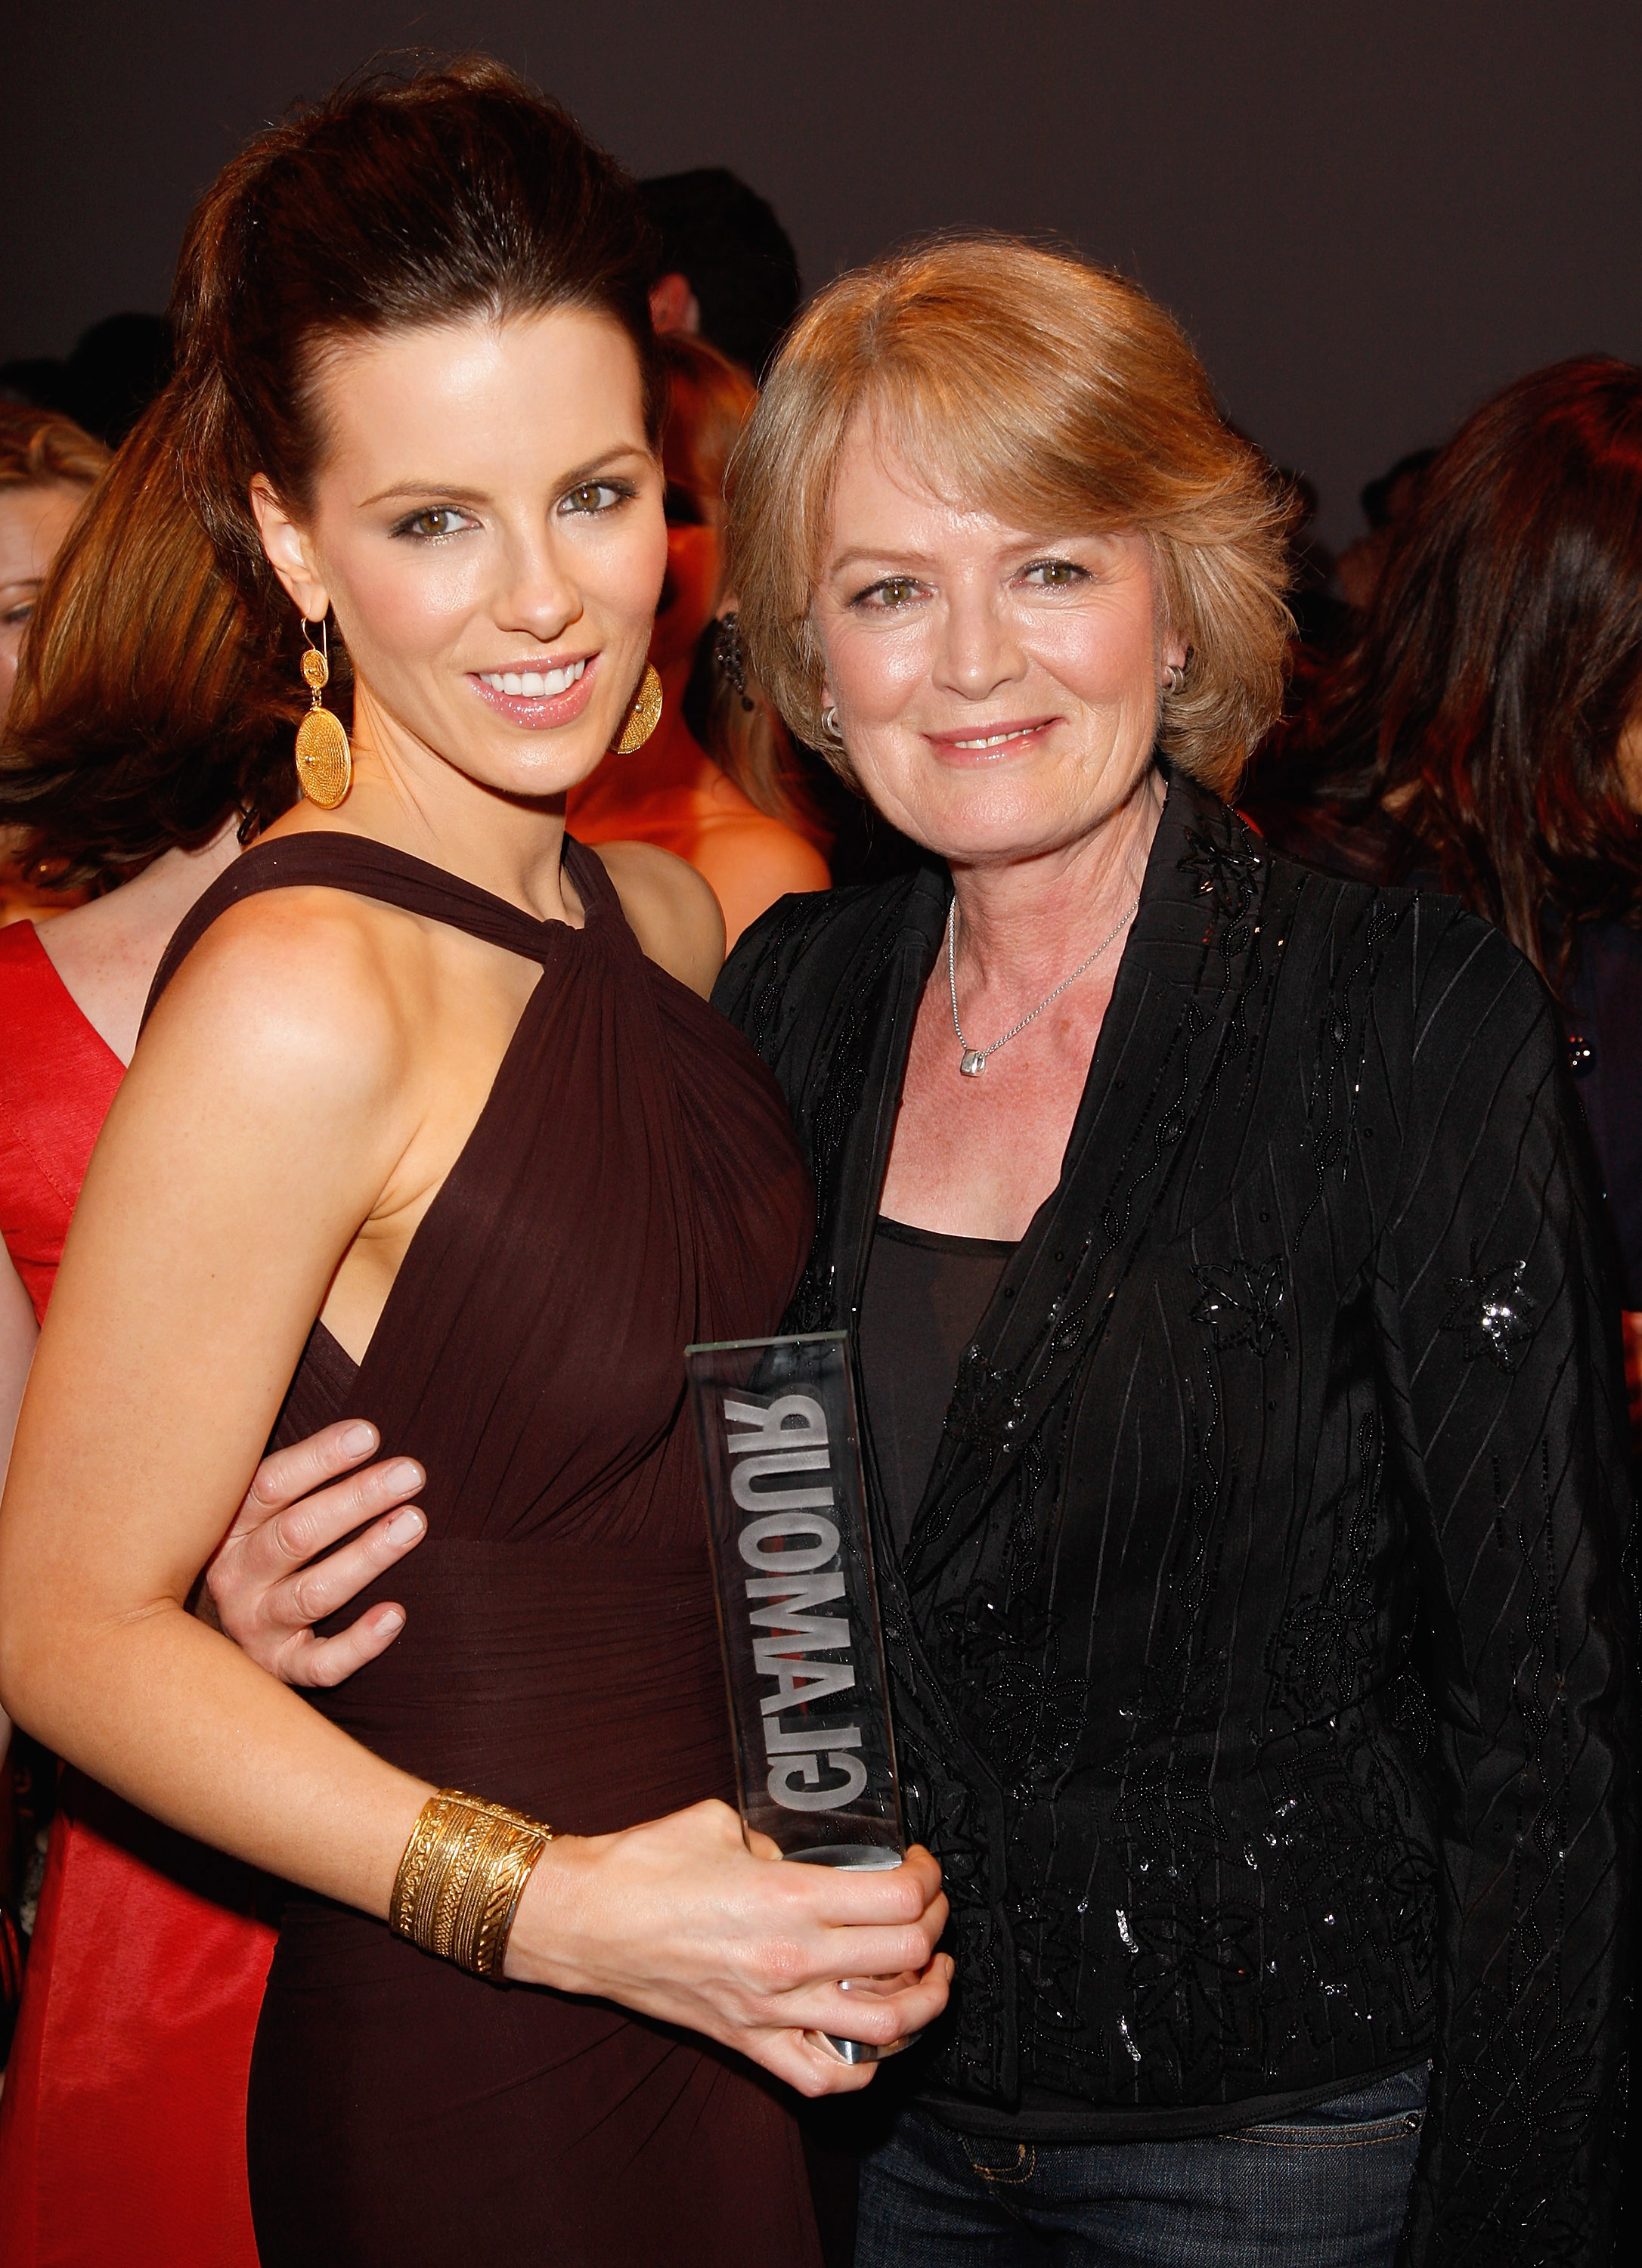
[826,528,1122,578]
[359,445,650,511]
[826,547,939,578]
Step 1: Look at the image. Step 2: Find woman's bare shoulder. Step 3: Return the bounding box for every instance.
[134,884,421,1117]
[593,841,725,999]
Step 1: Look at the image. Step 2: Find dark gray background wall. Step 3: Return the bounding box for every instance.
[7,1,1640,546]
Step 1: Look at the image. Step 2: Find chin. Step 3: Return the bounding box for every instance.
[460,733,611,804]
[903,782,1074,866]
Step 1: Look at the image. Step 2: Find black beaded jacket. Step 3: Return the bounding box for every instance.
[714,771,1635,2264]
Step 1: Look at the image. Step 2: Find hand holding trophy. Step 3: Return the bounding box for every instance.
[687,1330,926,2063]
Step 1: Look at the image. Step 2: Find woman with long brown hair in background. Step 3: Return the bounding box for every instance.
[0,59,948,2267]
[1246,355,1642,1423]
[0,405,107,920]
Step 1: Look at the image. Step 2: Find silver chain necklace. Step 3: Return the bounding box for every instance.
[947,889,1140,1077]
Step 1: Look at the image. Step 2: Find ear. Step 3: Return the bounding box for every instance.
[1160,626,1188,677]
[249,476,330,624]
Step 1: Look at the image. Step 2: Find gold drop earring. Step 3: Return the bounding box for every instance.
[613,662,664,754]
[295,618,352,807]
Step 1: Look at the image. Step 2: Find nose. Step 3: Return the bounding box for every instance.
[934,577,1026,704]
[495,526,584,646]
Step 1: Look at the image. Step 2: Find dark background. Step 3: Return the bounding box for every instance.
[7,1,1640,546]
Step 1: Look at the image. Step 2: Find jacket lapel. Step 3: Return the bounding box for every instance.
[902,773,1279,1579]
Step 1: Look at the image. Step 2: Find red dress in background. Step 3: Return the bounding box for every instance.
[0,918,272,2268]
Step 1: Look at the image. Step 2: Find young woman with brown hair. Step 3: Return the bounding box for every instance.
[0,60,947,2268]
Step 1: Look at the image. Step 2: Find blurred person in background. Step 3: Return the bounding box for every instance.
[643,165,803,379]
[1246,358,1642,1442]
[0,392,432,2262]
[1332,445,1436,615]
[568,330,829,941]
[0,311,173,449]
[0,405,107,922]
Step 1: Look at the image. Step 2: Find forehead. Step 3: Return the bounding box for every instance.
[307,308,650,481]
[823,409,1128,564]
[0,480,83,578]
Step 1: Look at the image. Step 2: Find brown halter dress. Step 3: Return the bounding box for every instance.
[144,832,819,2268]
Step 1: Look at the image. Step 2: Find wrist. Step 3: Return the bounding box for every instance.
[388,1788,554,1979]
[499,1830,594,1989]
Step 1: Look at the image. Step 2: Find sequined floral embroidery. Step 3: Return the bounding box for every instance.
[1191,1257,1288,1356]
[1442,1259,1539,1372]
[1178,826,1263,916]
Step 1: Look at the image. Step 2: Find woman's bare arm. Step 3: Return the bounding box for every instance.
[0,892,429,1911]
[0,888,948,2091]
[0,1240,37,1769]
[0,1239,36,1501]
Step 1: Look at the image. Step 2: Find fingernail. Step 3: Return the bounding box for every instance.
[385,1461,423,1492]
[342,1423,376,1455]
[386,1509,425,1545]
[378,1608,405,1635]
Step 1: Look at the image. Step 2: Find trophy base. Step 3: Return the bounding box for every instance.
[807,2028,922,2065]
[786,1842,903,1870]
[788,1845,923,2064]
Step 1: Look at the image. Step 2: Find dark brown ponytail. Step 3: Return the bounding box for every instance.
[1,57,658,891]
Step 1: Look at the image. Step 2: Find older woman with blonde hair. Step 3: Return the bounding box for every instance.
[717,237,1634,2264]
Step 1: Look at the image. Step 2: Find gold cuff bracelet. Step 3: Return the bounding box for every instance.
[389,1789,554,1978]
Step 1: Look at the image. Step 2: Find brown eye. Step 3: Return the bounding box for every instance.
[397,507,467,540]
[562,481,624,515]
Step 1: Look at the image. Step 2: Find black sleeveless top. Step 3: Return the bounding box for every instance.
[859,1215,1015,1555]
[145,832,820,2268]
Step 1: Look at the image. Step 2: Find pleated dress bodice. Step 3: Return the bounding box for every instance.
[144,829,820,2268]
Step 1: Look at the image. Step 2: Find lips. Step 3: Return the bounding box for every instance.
[468,653,598,730]
[926,717,1058,759]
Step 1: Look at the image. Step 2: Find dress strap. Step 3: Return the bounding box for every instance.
[143,832,615,1033]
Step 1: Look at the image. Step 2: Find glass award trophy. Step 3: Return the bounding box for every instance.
[686,1329,913,2062]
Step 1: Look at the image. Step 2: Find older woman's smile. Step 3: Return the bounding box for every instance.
[928,716,1059,757]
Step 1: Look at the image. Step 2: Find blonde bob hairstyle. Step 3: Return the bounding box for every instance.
[726,237,1292,797]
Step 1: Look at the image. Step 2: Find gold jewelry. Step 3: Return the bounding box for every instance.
[294,618,352,807]
[389,1789,554,1978]
[613,661,664,754]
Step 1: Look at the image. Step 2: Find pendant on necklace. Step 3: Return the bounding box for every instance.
[959,1049,987,1077]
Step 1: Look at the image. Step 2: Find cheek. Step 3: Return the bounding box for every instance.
[823,617,933,720]
[613,510,671,628]
[329,544,485,672]
[1030,598,1157,705]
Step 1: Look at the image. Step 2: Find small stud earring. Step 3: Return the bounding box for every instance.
[820,705,843,743]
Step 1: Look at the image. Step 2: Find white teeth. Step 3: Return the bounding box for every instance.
[954,727,1030,750]
[479,659,588,698]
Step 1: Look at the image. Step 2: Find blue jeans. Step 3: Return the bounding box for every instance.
[855,2066,1430,2268]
